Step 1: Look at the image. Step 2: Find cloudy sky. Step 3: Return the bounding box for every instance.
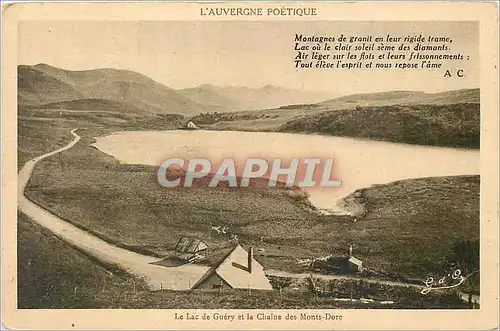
[19,21,478,95]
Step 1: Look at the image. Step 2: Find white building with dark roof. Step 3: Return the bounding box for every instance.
[194,245,273,290]
[186,121,199,129]
[348,256,363,273]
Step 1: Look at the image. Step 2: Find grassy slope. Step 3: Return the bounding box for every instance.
[190,90,480,144]
[18,64,214,115]
[16,119,347,309]
[279,103,480,148]
[24,128,322,266]
[22,209,444,309]
[319,89,479,108]
[19,214,464,309]
[17,213,144,308]
[17,101,479,308]
[23,125,479,279]
[17,119,77,167]
[342,176,479,277]
[23,213,411,309]
[18,67,83,106]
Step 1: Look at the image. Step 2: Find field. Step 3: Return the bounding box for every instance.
[194,103,480,149]
[19,212,467,309]
[18,213,141,308]
[17,96,480,308]
[18,118,77,167]
[278,103,480,149]
[21,121,480,280]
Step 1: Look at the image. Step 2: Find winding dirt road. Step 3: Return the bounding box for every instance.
[18,129,209,291]
[17,128,479,304]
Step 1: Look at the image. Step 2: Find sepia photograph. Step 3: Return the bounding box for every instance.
[2,2,499,330]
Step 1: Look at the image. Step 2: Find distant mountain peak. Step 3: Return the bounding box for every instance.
[19,63,338,113]
[178,83,335,111]
[18,63,213,114]
[33,63,56,69]
[198,83,217,89]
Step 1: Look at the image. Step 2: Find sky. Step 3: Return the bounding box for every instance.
[18,21,479,95]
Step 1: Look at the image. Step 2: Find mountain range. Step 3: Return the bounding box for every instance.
[18,64,479,117]
[18,64,334,114]
[178,84,334,111]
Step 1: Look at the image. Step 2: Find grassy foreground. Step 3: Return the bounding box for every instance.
[17,115,479,308]
[22,126,479,280]
[19,213,467,309]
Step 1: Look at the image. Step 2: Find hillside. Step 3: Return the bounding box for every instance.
[319,89,480,109]
[28,98,146,113]
[177,85,241,111]
[179,84,332,112]
[19,64,336,115]
[17,114,478,308]
[18,64,214,115]
[22,125,479,281]
[278,103,480,148]
[193,88,481,138]
[179,84,334,111]
[18,67,84,106]
[339,175,479,281]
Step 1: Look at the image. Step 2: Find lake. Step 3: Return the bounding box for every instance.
[93,130,479,213]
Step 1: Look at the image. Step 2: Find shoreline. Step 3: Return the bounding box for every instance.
[91,129,479,215]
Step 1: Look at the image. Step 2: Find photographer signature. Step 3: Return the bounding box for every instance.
[421,269,465,295]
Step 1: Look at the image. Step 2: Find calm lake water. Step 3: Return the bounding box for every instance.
[93,130,479,213]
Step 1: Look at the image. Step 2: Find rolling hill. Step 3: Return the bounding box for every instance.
[279,103,480,148]
[177,84,241,111]
[18,66,84,106]
[179,84,334,112]
[319,89,480,109]
[19,64,335,115]
[18,64,215,115]
[188,88,480,147]
[27,98,147,113]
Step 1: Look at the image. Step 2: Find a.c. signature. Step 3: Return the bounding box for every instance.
[420,269,465,295]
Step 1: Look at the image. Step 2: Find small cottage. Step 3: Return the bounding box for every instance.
[173,236,208,262]
[186,121,199,129]
[348,256,363,273]
[194,245,273,290]
[312,254,363,274]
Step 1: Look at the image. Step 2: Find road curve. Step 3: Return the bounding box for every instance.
[18,129,209,291]
[18,129,479,303]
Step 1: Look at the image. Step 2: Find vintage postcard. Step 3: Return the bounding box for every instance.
[1,1,499,330]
